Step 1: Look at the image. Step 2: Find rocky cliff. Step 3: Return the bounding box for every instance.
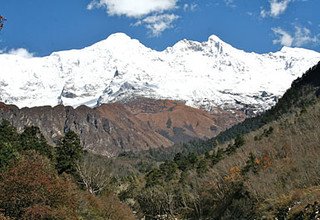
[0,98,244,156]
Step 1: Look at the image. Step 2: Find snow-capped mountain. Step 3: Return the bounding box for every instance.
[0,33,319,113]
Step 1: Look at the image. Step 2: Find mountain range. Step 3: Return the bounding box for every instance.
[1,33,320,155]
[1,33,320,115]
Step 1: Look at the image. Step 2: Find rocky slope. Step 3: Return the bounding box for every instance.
[0,33,319,114]
[0,98,243,156]
[124,98,245,143]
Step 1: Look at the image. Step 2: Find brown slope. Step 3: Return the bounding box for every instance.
[0,102,173,156]
[124,98,246,143]
[0,98,245,156]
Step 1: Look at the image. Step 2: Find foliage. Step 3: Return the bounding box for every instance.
[0,143,19,171]
[19,126,54,159]
[137,185,176,218]
[0,120,20,148]
[241,153,259,175]
[0,121,134,219]
[78,192,135,220]
[56,130,83,175]
[0,153,78,219]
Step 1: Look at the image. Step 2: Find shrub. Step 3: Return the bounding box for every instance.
[0,152,78,219]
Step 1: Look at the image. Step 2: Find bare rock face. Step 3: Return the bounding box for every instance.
[124,98,246,143]
[0,99,245,156]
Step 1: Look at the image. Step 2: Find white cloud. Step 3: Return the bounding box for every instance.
[260,9,268,18]
[272,26,319,47]
[135,14,179,36]
[183,3,198,12]
[87,0,177,18]
[7,48,34,58]
[272,27,293,46]
[261,0,291,18]
[270,0,291,17]
[293,26,319,46]
[224,0,236,8]
[87,0,181,36]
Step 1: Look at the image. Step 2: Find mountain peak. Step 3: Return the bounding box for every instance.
[106,32,132,41]
[280,46,291,52]
[91,33,133,48]
[206,34,236,54]
[91,32,147,52]
[208,34,223,43]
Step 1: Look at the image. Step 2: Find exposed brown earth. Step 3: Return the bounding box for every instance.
[124,98,246,143]
[0,98,245,156]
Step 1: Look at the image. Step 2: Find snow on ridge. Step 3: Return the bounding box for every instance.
[0,32,319,114]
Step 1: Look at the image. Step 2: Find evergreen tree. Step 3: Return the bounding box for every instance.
[56,130,83,175]
[19,126,53,159]
[0,120,20,148]
[234,135,245,148]
[0,120,20,171]
[0,143,18,171]
[241,153,258,175]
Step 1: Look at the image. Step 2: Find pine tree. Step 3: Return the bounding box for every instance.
[56,131,83,175]
[19,126,53,159]
[0,120,20,148]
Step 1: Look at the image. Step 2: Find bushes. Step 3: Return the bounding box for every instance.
[137,185,176,218]
[0,153,79,219]
[0,121,135,219]
[78,192,135,220]
[257,186,320,219]
[0,143,18,171]
[241,153,259,175]
[0,152,135,220]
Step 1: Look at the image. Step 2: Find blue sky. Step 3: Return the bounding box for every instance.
[1,0,320,57]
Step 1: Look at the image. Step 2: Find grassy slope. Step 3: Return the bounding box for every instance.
[206,61,320,218]
[210,99,320,218]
